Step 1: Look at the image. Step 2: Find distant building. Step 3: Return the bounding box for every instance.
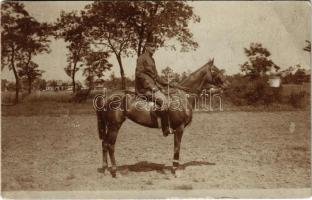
[46,80,73,91]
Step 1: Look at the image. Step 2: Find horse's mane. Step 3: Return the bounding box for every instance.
[179,62,210,85]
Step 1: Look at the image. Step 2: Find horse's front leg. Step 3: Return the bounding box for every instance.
[107,126,120,178]
[172,124,184,176]
[97,113,109,175]
[102,140,109,174]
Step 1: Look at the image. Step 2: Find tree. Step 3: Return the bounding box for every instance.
[1,2,31,103]
[180,70,192,82]
[18,61,44,93]
[303,40,311,52]
[49,80,58,91]
[240,43,280,79]
[55,11,90,93]
[16,15,50,94]
[293,65,306,84]
[83,51,112,89]
[160,66,180,84]
[84,2,136,89]
[1,2,51,102]
[127,1,200,56]
[1,79,8,91]
[16,14,50,94]
[84,1,199,89]
[37,79,47,91]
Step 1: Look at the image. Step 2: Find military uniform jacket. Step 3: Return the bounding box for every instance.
[135,52,167,95]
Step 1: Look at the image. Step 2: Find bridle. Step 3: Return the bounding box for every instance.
[199,63,223,90]
[209,65,227,87]
[173,62,227,94]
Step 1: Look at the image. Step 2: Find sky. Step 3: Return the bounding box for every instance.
[2,1,311,82]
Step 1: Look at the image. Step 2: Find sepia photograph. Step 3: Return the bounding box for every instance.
[1,1,311,198]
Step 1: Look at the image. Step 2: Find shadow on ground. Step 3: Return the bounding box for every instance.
[97,160,215,174]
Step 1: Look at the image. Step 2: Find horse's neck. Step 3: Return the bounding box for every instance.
[180,64,210,92]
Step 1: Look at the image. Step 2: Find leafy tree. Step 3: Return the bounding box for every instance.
[293,65,306,84]
[180,70,192,82]
[17,16,50,94]
[49,80,58,91]
[55,11,90,93]
[127,1,200,56]
[83,51,112,89]
[160,66,180,84]
[109,72,118,87]
[1,2,51,102]
[1,2,31,103]
[240,43,280,79]
[84,2,136,89]
[84,1,199,89]
[1,79,8,91]
[37,79,47,91]
[18,61,44,93]
[280,67,293,84]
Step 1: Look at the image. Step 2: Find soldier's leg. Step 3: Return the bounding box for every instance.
[153,90,172,136]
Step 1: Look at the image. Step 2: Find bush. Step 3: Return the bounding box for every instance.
[72,89,91,103]
[288,91,307,108]
[225,76,282,106]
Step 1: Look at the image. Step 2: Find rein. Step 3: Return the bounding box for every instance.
[176,64,225,94]
[172,84,201,94]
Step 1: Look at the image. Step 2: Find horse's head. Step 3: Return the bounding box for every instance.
[179,59,230,93]
[204,58,230,90]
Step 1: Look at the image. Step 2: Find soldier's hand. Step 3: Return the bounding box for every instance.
[169,82,177,88]
[152,87,159,92]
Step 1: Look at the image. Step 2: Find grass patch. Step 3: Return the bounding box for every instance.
[1,101,94,116]
[145,180,153,185]
[174,184,193,190]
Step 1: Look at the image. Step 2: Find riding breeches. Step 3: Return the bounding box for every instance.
[153,90,169,111]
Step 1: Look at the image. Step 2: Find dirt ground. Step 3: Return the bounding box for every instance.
[1,111,310,191]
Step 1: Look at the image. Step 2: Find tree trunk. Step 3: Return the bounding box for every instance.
[12,67,19,104]
[116,54,126,89]
[26,51,32,94]
[28,78,32,94]
[88,70,94,90]
[10,46,19,104]
[72,62,77,93]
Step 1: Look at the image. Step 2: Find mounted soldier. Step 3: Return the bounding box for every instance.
[96,54,230,177]
[135,41,173,137]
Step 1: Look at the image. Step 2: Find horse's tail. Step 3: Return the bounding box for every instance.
[96,110,107,140]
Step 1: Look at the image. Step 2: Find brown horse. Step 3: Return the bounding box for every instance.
[94,59,229,177]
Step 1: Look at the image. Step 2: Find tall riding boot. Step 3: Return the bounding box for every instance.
[159,110,172,137]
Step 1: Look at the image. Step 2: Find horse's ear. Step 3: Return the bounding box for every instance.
[208,58,214,65]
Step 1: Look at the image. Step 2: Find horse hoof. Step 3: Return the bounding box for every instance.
[171,167,183,178]
[111,170,117,178]
[97,167,107,174]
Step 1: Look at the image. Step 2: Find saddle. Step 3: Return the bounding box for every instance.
[125,87,178,99]
[124,87,180,111]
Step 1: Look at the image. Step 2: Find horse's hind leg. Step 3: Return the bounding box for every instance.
[102,140,109,174]
[97,112,109,174]
[172,124,184,176]
[106,124,122,178]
